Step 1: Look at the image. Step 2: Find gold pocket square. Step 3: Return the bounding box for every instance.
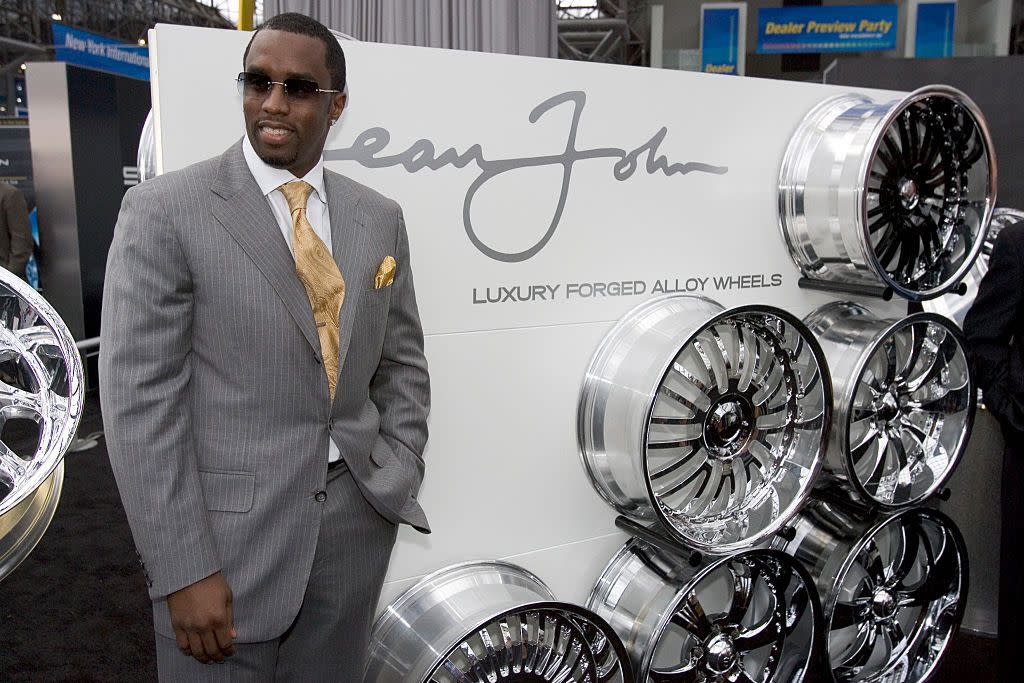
[374,256,397,289]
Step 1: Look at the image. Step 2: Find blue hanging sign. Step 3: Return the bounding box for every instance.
[914,2,956,58]
[52,23,150,81]
[757,4,898,54]
[701,4,746,76]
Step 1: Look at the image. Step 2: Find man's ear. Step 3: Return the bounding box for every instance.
[330,93,347,122]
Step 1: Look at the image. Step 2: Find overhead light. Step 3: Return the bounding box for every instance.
[0,107,7,113]
[16,98,23,103]
[51,13,62,21]
[137,38,146,46]
[20,63,27,70]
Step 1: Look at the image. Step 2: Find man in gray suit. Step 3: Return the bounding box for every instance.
[100,13,429,680]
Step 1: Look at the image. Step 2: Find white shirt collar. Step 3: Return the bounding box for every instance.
[242,134,327,205]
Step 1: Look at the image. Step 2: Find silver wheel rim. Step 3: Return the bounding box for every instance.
[827,510,965,681]
[0,461,63,581]
[0,269,83,518]
[588,540,823,682]
[806,302,974,507]
[580,295,830,553]
[366,561,633,682]
[780,86,996,301]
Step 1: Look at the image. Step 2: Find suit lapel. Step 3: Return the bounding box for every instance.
[210,142,320,354]
[325,170,368,397]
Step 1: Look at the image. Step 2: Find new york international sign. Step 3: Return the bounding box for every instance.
[757,4,898,54]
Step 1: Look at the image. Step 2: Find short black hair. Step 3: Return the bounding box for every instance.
[243,12,346,91]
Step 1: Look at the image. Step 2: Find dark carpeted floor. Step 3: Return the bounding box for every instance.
[0,393,1005,681]
[0,393,155,681]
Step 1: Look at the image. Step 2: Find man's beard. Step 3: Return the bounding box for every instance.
[258,149,298,169]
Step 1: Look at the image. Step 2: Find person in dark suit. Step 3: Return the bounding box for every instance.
[0,181,34,279]
[964,216,1024,683]
[100,13,430,680]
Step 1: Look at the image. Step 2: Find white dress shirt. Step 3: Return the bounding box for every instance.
[242,135,341,463]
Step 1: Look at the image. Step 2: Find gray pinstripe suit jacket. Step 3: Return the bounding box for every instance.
[99,140,430,641]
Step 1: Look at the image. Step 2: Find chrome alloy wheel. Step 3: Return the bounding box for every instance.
[587,539,825,682]
[925,207,1024,325]
[579,295,831,553]
[779,85,996,301]
[364,561,633,683]
[778,499,966,682]
[805,302,974,508]
[0,269,82,582]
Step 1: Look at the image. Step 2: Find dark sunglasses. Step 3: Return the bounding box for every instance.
[236,72,341,99]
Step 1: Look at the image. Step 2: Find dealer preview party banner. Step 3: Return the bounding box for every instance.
[757,3,898,53]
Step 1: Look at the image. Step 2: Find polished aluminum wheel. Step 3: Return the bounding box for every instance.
[0,269,83,518]
[579,295,830,553]
[805,302,974,508]
[780,86,996,301]
[588,539,825,682]
[925,207,1024,325]
[778,497,966,682]
[365,561,633,683]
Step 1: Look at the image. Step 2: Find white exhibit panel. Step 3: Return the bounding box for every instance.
[148,24,917,614]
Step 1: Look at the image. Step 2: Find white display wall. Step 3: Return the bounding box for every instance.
[149,24,905,610]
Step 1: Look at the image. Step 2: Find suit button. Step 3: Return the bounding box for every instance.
[315,490,327,503]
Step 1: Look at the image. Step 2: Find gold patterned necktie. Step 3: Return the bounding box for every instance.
[278,180,346,401]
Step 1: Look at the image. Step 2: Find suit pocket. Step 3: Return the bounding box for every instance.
[198,469,255,513]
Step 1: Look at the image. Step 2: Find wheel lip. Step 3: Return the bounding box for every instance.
[823,507,968,682]
[593,539,825,681]
[0,460,63,582]
[640,304,832,553]
[839,310,977,509]
[576,294,711,514]
[857,85,998,301]
[0,269,84,516]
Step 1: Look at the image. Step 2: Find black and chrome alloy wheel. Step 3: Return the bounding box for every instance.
[780,85,996,301]
[579,295,830,553]
[805,302,974,508]
[365,561,633,682]
[778,498,967,682]
[588,539,825,682]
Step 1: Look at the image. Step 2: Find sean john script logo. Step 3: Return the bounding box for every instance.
[324,91,729,262]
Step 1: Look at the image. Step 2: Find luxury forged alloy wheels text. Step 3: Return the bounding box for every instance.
[364,561,633,683]
[805,302,974,508]
[778,498,966,682]
[588,539,825,682]
[924,207,1024,325]
[0,269,82,581]
[779,85,996,301]
[578,295,830,553]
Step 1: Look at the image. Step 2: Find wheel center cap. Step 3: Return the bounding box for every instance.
[705,633,737,674]
[704,395,754,458]
[875,390,900,424]
[899,178,920,210]
[871,589,898,620]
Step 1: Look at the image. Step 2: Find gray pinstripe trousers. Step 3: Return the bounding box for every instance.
[154,463,398,682]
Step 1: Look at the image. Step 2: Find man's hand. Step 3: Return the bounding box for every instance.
[167,571,236,664]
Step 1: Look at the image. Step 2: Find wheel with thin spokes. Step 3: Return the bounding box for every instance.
[588,539,825,682]
[579,295,830,553]
[364,561,633,682]
[780,85,996,301]
[805,302,974,507]
[778,498,967,682]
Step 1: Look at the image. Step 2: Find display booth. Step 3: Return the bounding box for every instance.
[0,21,994,681]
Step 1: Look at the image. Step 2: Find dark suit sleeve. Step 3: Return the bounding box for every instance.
[964,223,1024,433]
[368,207,430,494]
[3,187,34,276]
[99,181,221,599]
